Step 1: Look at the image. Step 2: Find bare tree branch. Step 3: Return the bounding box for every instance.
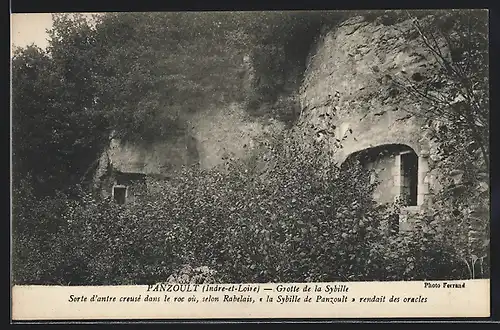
[402,11,489,172]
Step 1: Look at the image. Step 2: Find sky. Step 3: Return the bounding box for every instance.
[10,13,98,56]
[11,13,54,51]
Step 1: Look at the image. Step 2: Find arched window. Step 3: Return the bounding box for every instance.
[342,144,419,206]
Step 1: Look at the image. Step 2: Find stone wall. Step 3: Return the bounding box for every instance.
[106,135,192,175]
[365,149,402,205]
[297,15,446,209]
[298,16,432,158]
[94,14,449,218]
[186,102,284,170]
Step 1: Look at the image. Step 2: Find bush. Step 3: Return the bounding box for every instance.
[12,132,485,285]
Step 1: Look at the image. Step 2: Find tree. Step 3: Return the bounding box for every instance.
[390,10,489,278]
[393,10,488,174]
[90,12,253,142]
[12,14,109,196]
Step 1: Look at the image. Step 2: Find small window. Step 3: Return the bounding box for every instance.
[113,185,127,205]
[400,151,418,206]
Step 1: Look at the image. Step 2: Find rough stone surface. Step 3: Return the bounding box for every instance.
[292,14,455,214]
[96,14,449,209]
[187,102,284,169]
[366,150,401,204]
[107,135,190,175]
[105,102,284,174]
[297,15,444,164]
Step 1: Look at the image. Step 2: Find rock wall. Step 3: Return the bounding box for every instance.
[366,149,402,205]
[106,135,191,175]
[97,45,289,178]
[298,16,440,163]
[187,102,284,169]
[297,15,450,208]
[96,14,451,208]
[102,101,284,175]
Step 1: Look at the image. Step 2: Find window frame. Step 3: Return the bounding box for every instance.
[112,184,128,205]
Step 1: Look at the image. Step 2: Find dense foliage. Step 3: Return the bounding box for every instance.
[12,134,472,285]
[12,12,341,196]
[391,10,490,278]
[12,42,108,196]
[11,10,489,285]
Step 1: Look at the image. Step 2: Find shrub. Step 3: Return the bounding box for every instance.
[12,132,486,285]
[166,265,222,284]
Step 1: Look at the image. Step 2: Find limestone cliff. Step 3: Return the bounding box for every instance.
[102,102,284,175]
[97,43,292,176]
[295,14,452,208]
[297,15,443,163]
[97,13,449,199]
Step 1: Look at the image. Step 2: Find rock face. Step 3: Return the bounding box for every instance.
[187,103,284,170]
[96,14,448,215]
[298,15,447,210]
[106,135,193,174]
[102,102,284,175]
[94,99,284,200]
[299,16,436,161]
[95,43,287,180]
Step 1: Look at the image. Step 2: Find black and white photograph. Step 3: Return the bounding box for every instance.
[11,9,490,292]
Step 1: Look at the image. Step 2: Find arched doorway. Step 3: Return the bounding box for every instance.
[341,144,421,207]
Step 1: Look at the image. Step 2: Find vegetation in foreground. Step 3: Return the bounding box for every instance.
[12,134,489,285]
[11,11,489,285]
